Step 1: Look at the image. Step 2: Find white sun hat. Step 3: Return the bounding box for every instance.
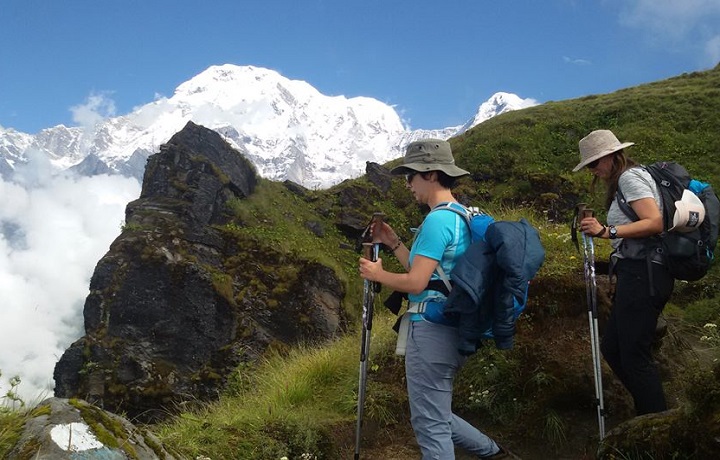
[670,189,705,233]
[573,130,635,172]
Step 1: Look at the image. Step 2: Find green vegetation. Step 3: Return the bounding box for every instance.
[154,315,403,459]
[450,63,720,220]
[3,64,720,458]
[0,374,27,457]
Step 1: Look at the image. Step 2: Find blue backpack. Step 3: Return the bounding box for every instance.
[431,202,494,243]
[432,203,534,350]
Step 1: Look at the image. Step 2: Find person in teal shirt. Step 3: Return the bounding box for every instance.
[359,139,513,459]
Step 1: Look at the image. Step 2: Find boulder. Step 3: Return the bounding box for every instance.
[8,398,175,459]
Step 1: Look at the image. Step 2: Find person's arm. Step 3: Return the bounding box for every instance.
[370,221,410,270]
[581,197,663,239]
[619,197,664,237]
[359,254,437,294]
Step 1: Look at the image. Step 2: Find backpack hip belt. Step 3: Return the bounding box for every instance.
[395,300,452,356]
[395,301,428,356]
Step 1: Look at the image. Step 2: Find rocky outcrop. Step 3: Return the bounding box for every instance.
[365,161,393,194]
[8,398,175,459]
[53,122,347,421]
[596,361,720,459]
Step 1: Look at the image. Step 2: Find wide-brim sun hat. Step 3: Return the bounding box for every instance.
[390,139,470,177]
[573,129,635,172]
[670,189,706,233]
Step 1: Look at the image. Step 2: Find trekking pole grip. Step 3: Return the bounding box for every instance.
[361,243,374,261]
[369,212,385,293]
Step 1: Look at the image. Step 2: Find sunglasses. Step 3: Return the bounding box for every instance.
[586,159,600,169]
[405,172,418,184]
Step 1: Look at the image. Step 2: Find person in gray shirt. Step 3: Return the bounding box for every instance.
[573,129,673,416]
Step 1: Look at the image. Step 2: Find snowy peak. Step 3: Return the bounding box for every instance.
[0,65,536,188]
[459,92,538,133]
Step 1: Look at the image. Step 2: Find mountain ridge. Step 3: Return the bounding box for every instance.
[0,64,536,188]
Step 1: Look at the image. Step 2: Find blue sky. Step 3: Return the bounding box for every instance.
[1,0,719,134]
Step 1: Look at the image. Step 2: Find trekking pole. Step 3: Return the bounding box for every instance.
[576,204,606,439]
[355,212,384,459]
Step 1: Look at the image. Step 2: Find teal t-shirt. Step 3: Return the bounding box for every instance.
[408,202,471,303]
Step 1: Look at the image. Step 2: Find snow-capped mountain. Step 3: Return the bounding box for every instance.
[0,65,538,403]
[0,64,537,189]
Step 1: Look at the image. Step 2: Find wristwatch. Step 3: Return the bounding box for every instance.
[608,225,618,239]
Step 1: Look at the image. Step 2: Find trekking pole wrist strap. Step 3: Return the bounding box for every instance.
[592,225,607,238]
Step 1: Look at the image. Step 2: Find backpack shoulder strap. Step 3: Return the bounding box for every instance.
[427,202,473,293]
[615,166,646,222]
[616,187,639,221]
[430,202,473,228]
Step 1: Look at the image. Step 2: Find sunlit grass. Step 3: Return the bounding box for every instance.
[156,313,403,459]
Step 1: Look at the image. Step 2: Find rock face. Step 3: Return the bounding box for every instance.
[595,361,720,459]
[8,398,175,459]
[53,121,346,421]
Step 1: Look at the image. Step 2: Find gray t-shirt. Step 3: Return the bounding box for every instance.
[607,167,662,256]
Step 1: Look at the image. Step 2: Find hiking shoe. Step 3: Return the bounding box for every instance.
[480,444,519,459]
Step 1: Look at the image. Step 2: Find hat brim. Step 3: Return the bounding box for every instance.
[572,142,635,172]
[669,190,705,232]
[390,162,470,177]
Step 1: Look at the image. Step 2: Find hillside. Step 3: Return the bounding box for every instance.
[142,63,720,459]
[4,64,720,459]
[446,63,720,221]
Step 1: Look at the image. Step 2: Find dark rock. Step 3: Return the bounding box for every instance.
[283,179,308,196]
[54,122,346,422]
[365,161,393,193]
[596,361,720,459]
[305,220,325,237]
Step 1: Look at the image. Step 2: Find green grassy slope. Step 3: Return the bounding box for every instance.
[4,64,720,459]
[150,64,720,459]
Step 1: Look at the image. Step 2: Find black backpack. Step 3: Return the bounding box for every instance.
[617,162,720,281]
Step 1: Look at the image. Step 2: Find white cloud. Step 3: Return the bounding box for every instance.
[70,92,117,129]
[0,155,140,404]
[619,0,720,65]
[706,35,720,63]
[563,56,592,66]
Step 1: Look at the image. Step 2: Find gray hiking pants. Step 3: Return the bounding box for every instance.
[405,319,499,459]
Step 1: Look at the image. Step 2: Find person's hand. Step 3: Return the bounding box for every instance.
[371,221,400,248]
[359,257,384,282]
[580,217,605,237]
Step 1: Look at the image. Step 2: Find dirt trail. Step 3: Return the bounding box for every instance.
[342,410,619,459]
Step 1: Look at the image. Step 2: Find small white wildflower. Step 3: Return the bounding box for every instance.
[704,323,717,329]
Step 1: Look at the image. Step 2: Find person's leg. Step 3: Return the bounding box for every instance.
[600,298,628,388]
[406,320,498,459]
[611,261,673,414]
[406,320,456,459]
[451,414,499,456]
